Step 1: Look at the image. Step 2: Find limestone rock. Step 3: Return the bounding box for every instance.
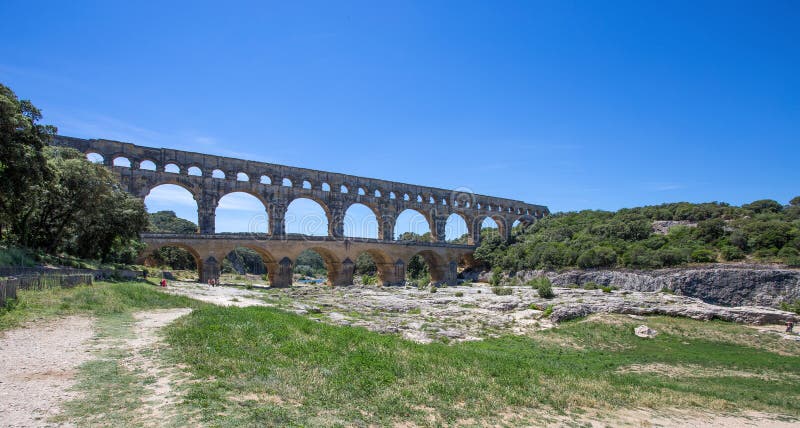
[634,325,657,338]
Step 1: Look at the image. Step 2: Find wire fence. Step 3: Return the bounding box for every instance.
[0,273,94,308]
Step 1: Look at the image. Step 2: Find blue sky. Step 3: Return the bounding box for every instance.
[2,1,798,237]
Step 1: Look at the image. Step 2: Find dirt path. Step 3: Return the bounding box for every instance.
[0,316,95,427]
[123,308,193,426]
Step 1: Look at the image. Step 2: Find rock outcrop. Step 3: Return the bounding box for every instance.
[480,264,800,308]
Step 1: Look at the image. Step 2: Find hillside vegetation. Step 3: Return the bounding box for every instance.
[475,199,800,272]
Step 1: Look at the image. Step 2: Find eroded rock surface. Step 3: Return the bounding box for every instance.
[477,264,800,307]
[253,283,799,344]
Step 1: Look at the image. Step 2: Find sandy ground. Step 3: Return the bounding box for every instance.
[161,281,267,307]
[0,316,95,428]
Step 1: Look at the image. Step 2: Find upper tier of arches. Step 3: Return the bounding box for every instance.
[58,135,547,243]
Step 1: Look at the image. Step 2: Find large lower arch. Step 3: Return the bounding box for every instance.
[394,209,432,241]
[344,203,380,239]
[144,184,199,228]
[285,197,331,236]
[138,242,204,282]
[215,192,269,233]
[353,248,401,286]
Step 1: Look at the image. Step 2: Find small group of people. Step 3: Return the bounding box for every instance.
[787,320,795,333]
[159,278,167,288]
[207,278,217,287]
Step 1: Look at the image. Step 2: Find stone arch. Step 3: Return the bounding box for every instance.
[139,160,157,171]
[353,248,397,286]
[285,197,331,236]
[473,215,508,243]
[302,180,312,189]
[321,182,331,192]
[340,184,349,194]
[86,152,104,164]
[187,166,203,176]
[297,246,341,286]
[343,202,380,239]
[113,156,131,167]
[407,249,446,284]
[165,163,181,174]
[374,189,382,198]
[215,191,269,233]
[394,208,432,240]
[212,169,225,179]
[260,175,272,185]
[144,184,199,226]
[357,187,366,196]
[143,242,203,272]
[282,178,293,187]
[237,172,250,182]
[445,212,470,243]
[220,244,279,285]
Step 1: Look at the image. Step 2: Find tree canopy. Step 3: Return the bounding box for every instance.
[475,200,800,271]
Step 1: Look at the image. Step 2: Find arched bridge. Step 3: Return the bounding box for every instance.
[53,135,549,286]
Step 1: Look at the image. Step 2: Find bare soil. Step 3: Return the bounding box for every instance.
[0,316,95,428]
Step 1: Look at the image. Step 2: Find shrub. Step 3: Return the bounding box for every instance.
[601,286,613,293]
[690,248,716,263]
[660,287,674,294]
[780,300,800,314]
[538,281,555,299]
[429,286,437,293]
[489,268,502,287]
[361,274,378,286]
[778,247,800,267]
[720,245,745,261]
[577,246,618,269]
[542,305,554,317]
[454,291,464,297]
[527,276,551,290]
[583,282,599,290]
[492,286,513,296]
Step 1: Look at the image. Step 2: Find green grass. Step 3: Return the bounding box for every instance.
[165,307,800,426]
[0,281,201,331]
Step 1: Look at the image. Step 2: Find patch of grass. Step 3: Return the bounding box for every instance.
[491,286,512,296]
[0,281,201,331]
[0,246,36,267]
[58,358,146,426]
[164,308,800,426]
[454,291,464,297]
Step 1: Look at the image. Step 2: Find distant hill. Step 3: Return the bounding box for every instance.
[476,199,800,271]
[148,211,198,234]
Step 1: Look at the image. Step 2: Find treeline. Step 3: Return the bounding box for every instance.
[0,84,147,264]
[475,199,800,271]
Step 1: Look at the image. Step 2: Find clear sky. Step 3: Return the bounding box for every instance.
[1,1,798,237]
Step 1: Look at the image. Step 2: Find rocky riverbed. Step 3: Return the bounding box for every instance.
[253,282,800,344]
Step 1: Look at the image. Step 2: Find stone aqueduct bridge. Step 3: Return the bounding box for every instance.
[53,136,549,286]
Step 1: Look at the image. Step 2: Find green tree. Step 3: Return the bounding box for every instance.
[0,83,55,238]
[742,199,783,214]
[22,147,148,261]
[355,252,377,275]
[577,246,617,269]
[149,211,198,233]
[790,196,800,207]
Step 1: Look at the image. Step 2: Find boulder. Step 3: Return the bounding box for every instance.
[634,325,657,338]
